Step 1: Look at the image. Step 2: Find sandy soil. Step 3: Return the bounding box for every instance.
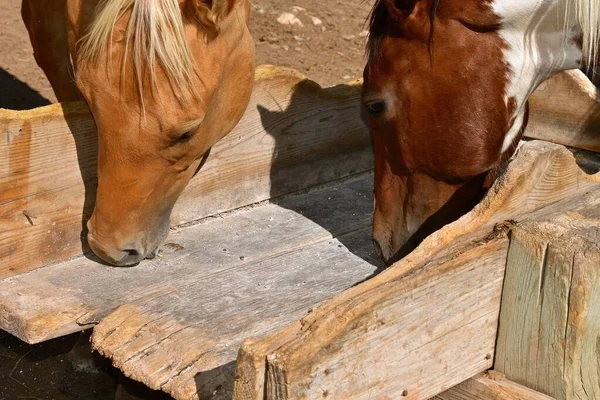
[0,0,373,109]
[0,1,374,399]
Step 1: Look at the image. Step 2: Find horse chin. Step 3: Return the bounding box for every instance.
[373,172,488,266]
[372,224,422,267]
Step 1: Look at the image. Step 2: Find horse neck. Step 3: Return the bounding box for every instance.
[495,0,586,153]
[505,0,590,96]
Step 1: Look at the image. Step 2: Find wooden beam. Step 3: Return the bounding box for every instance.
[526,69,600,153]
[495,217,600,399]
[233,141,600,400]
[433,372,555,400]
[0,65,371,279]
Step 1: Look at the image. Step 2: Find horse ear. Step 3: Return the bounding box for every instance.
[185,0,238,37]
[384,0,417,17]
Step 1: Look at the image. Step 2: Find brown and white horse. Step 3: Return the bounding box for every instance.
[22,0,255,266]
[363,0,599,263]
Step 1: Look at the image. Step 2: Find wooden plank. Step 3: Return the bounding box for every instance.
[495,217,600,399]
[526,69,600,152]
[233,141,600,400]
[243,240,507,400]
[91,227,377,400]
[0,65,371,279]
[0,174,376,344]
[433,372,555,400]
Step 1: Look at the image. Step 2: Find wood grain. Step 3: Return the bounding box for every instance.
[495,216,600,399]
[0,174,377,343]
[433,372,555,400]
[0,65,371,278]
[233,141,600,400]
[0,174,381,399]
[527,69,600,152]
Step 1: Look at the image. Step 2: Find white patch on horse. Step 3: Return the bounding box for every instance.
[492,0,583,153]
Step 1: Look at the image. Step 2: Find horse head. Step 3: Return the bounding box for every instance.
[363,0,598,263]
[69,0,254,266]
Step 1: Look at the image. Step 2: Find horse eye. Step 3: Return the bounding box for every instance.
[364,100,387,116]
[173,130,194,145]
[393,0,416,12]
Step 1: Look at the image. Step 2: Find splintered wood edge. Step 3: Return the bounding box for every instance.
[0,65,362,120]
[0,290,94,344]
[233,141,600,399]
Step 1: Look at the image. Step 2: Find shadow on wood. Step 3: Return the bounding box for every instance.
[2,68,600,400]
[0,66,380,400]
[0,103,98,277]
[257,78,381,267]
[193,361,236,399]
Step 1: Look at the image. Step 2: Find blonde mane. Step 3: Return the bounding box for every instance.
[79,0,196,99]
[567,0,600,69]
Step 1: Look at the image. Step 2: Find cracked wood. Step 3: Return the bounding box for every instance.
[495,214,600,399]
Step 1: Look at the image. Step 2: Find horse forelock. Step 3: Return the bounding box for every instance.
[366,0,387,64]
[367,0,599,69]
[366,0,441,66]
[78,0,199,103]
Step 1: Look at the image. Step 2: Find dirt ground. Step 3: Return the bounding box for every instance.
[0,0,373,109]
[0,1,374,399]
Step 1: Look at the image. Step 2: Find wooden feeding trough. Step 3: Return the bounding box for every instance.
[1,66,599,400]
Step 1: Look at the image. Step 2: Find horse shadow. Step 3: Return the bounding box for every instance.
[0,68,51,110]
[256,80,384,270]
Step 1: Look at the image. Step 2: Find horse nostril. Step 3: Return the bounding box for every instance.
[113,247,146,266]
[123,248,142,257]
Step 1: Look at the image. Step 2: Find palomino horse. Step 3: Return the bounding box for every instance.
[362,0,599,263]
[22,0,255,266]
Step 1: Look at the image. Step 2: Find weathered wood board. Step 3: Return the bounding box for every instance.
[0,174,377,341]
[495,220,600,399]
[433,372,554,400]
[233,141,600,400]
[0,65,370,279]
[2,68,598,280]
[1,174,381,399]
[527,69,600,152]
